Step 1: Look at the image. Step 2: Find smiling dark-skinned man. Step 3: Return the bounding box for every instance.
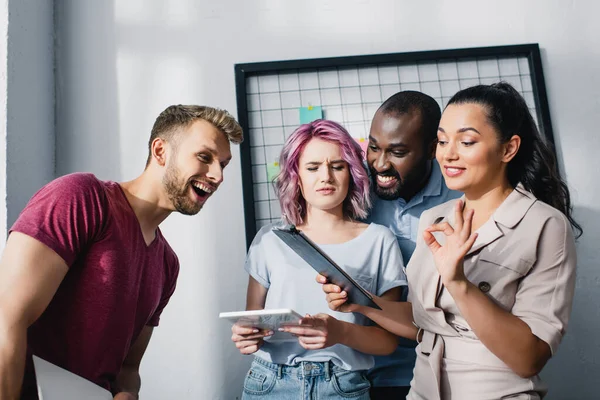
[365,91,461,399]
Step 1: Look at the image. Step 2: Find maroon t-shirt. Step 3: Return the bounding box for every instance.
[10,173,179,392]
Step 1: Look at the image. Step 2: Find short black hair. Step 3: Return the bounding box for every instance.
[378,91,441,144]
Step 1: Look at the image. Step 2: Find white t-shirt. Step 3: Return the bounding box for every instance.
[245,221,407,371]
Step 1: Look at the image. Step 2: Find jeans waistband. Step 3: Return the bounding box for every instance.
[253,357,351,380]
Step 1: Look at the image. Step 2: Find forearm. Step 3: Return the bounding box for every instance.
[0,323,27,400]
[355,296,417,340]
[112,366,141,399]
[448,280,550,377]
[337,321,397,355]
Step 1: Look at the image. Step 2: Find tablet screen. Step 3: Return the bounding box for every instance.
[272,226,381,310]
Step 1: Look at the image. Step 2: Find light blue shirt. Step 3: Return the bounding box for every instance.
[366,161,462,387]
[246,222,407,371]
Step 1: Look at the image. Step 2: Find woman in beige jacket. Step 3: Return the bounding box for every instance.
[318,82,581,399]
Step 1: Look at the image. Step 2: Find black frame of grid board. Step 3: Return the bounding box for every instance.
[234,43,554,248]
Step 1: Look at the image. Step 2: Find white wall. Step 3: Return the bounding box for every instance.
[53,1,599,399]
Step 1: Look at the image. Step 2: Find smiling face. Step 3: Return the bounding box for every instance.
[297,138,350,215]
[437,103,518,197]
[162,119,232,215]
[367,110,433,201]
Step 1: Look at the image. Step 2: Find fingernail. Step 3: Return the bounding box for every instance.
[278,328,284,332]
[252,329,259,333]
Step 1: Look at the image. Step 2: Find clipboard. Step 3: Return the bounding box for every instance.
[272,226,381,310]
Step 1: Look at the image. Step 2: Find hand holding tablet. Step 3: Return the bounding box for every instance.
[220,309,303,330]
[221,309,303,346]
[315,273,361,313]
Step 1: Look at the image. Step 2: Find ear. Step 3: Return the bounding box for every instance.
[151,138,168,167]
[502,135,521,163]
[297,175,305,198]
[426,139,437,160]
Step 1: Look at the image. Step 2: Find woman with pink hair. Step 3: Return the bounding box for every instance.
[231,119,407,399]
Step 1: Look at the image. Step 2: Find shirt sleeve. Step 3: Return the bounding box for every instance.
[511,214,577,354]
[376,230,408,296]
[148,254,180,327]
[9,173,106,266]
[243,226,272,289]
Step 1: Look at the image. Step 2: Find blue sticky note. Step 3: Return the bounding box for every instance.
[299,106,323,124]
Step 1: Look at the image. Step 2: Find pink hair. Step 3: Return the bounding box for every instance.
[274,119,371,225]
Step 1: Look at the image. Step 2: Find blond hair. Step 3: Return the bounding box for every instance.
[146,105,243,166]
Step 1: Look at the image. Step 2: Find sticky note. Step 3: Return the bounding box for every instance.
[354,137,369,159]
[266,162,280,182]
[299,106,323,124]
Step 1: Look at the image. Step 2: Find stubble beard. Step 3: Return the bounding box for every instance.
[163,162,202,216]
[370,169,404,201]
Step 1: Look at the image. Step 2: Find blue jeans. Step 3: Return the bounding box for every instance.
[242,357,371,400]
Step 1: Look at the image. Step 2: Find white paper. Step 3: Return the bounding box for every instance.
[33,355,113,400]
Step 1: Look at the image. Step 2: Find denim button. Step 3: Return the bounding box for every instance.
[478,281,491,293]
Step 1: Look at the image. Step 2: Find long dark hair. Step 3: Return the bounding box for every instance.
[446,82,582,237]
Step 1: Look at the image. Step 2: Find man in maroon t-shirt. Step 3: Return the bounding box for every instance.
[0,105,243,399]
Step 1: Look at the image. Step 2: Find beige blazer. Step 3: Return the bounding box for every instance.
[406,185,577,400]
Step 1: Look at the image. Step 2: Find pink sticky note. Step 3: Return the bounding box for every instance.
[354,137,368,159]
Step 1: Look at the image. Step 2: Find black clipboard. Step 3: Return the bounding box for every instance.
[272,226,381,310]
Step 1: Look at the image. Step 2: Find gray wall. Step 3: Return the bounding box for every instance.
[5,0,54,228]
[0,0,8,243]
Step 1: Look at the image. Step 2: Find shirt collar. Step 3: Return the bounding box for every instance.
[447,183,535,227]
[406,160,443,207]
[442,183,536,255]
[491,183,537,228]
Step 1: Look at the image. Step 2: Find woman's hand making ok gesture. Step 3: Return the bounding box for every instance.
[423,200,478,290]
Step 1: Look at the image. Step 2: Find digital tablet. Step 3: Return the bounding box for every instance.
[219,308,303,329]
[272,226,381,310]
[220,309,303,343]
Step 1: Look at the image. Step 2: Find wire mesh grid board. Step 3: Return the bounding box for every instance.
[235,44,554,247]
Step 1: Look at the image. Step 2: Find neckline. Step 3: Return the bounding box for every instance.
[114,182,160,248]
[404,161,443,207]
[314,223,374,247]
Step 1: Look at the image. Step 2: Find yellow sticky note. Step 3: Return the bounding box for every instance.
[266,162,280,182]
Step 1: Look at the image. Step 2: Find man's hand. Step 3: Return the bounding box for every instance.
[114,392,137,400]
[111,326,153,399]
